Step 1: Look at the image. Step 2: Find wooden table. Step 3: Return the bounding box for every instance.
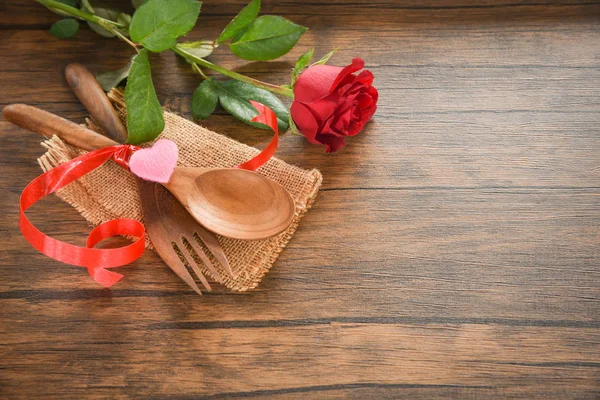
[1,1,599,398]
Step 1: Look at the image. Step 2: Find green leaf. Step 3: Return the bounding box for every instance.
[311,48,337,67]
[86,7,120,38]
[96,57,134,92]
[191,79,219,119]
[215,80,289,131]
[49,19,79,39]
[124,49,164,144]
[291,48,313,86]
[216,0,260,44]
[129,0,202,53]
[229,15,307,61]
[177,40,214,60]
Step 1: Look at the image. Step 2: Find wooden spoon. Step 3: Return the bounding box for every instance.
[3,104,296,240]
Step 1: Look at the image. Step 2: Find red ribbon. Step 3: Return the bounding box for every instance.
[20,102,280,287]
[236,101,279,171]
[20,145,145,287]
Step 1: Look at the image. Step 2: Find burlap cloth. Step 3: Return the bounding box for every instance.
[38,89,322,291]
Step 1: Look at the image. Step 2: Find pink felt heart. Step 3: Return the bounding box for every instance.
[129,139,178,183]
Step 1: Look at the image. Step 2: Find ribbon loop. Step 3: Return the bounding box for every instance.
[20,145,146,287]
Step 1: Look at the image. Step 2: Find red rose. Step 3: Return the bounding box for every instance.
[290,58,378,152]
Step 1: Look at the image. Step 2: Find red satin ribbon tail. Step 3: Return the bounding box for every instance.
[85,219,146,287]
[235,101,279,171]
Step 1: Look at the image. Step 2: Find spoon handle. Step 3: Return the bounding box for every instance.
[65,63,129,144]
[2,103,118,151]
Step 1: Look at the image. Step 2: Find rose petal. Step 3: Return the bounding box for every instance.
[335,77,357,96]
[335,83,353,97]
[320,115,334,135]
[331,98,358,133]
[290,101,320,143]
[321,114,344,137]
[307,94,342,126]
[294,64,343,103]
[356,92,373,110]
[363,104,377,121]
[354,69,374,86]
[330,58,364,94]
[333,108,352,133]
[316,133,347,153]
[367,86,379,103]
[347,109,365,136]
[313,87,361,123]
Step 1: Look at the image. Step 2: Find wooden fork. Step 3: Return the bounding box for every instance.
[137,180,232,294]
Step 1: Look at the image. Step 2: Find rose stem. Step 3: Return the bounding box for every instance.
[172,45,294,98]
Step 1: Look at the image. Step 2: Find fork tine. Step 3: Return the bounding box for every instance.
[167,242,203,296]
[194,228,234,277]
[183,236,224,284]
[176,239,213,292]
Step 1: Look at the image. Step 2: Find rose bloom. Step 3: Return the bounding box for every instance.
[290,58,378,152]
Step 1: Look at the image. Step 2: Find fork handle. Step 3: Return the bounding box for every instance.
[2,104,118,151]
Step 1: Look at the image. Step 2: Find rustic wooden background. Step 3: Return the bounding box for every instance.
[1,0,599,398]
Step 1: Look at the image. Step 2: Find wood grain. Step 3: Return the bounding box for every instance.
[0,0,599,398]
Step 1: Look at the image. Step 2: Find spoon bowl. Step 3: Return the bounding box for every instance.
[168,167,295,239]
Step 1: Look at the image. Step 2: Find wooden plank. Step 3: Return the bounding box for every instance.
[0,323,598,398]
